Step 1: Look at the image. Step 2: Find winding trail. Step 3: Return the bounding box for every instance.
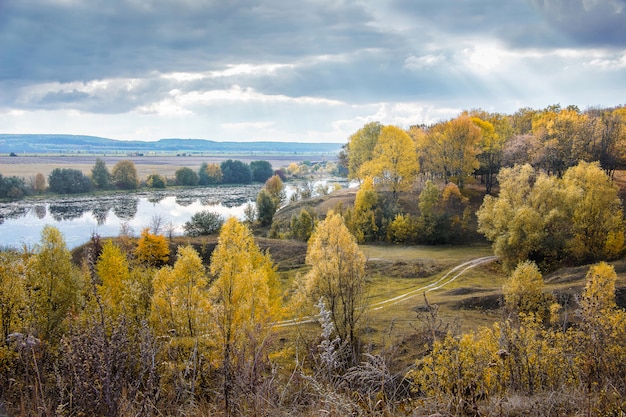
[276,255,497,328]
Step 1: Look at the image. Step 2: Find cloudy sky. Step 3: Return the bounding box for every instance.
[1,0,625,143]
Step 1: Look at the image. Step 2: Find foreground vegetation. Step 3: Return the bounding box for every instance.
[1,103,626,415]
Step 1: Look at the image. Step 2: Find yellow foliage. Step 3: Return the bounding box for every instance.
[96,240,131,320]
[151,245,210,338]
[135,228,170,266]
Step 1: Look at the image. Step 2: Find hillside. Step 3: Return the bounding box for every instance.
[0,134,343,155]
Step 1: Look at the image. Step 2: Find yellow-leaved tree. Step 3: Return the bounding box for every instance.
[135,228,170,266]
[209,217,281,412]
[298,212,367,365]
[151,245,210,338]
[95,240,131,321]
[26,226,81,342]
[0,251,27,342]
[503,260,554,322]
[359,125,418,207]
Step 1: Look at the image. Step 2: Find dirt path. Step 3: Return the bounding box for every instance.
[276,255,497,327]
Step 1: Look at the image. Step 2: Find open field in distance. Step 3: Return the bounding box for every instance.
[0,154,336,179]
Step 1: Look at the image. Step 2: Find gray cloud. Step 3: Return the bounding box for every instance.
[0,0,624,142]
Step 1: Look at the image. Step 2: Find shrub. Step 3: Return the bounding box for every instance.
[175,167,199,186]
[146,173,166,189]
[183,210,224,236]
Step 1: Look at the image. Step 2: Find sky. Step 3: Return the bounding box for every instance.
[0,0,625,143]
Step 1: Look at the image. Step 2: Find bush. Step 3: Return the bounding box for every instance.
[175,167,199,186]
[112,160,139,190]
[183,210,224,236]
[146,174,167,189]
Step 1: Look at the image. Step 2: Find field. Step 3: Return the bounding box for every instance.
[0,154,329,179]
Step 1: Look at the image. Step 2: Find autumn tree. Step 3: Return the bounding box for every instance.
[471,112,511,193]
[95,240,131,321]
[503,261,552,321]
[346,121,382,182]
[562,161,624,263]
[198,162,223,185]
[345,176,380,243]
[359,125,418,208]
[33,173,46,193]
[135,228,170,266]
[0,251,27,342]
[26,226,81,341]
[91,157,112,189]
[209,217,280,411]
[477,162,624,271]
[112,160,139,190]
[417,115,481,188]
[298,212,367,365]
[151,246,210,338]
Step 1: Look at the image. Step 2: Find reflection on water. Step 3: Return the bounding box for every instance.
[0,184,263,249]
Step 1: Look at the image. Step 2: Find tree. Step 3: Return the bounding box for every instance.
[209,217,280,412]
[26,226,80,341]
[146,173,166,188]
[290,208,317,241]
[151,246,210,338]
[134,228,170,266]
[503,261,550,320]
[347,121,382,181]
[256,189,276,227]
[346,176,380,243]
[477,162,624,271]
[263,174,286,207]
[471,113,510,194]
[183,210,224,236]
[298,212,367,365]
[175,166,199,186]
[198,162,222,185]
[112,160,139,190]
[359,125,418,207]
[91,157,112,189]
[95,240,131,320]
[562,161,624,263]
[220,159,252,184]
[250,160,274,183]
[417,115,482,188]
[33,173,46,194]
[0,251,27,342]
[48,168,92,194]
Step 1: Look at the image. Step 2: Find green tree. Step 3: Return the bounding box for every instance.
[290,208,317,241]
[175,166,199,186]
[91,157,112,189]
[198,162,223,185]
[347,121,382,181]
[183,210,224,236]
[220,159,252,184]
[346,176,380,243]
[112,160,139,190]
[146,173,166,188]
[298,212,367,365]
[48,168,92,194]
[250,160,274,183]
[209,217,280,412]
[256,189,276,227]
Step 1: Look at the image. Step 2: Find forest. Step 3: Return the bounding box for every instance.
[0,103,625,416]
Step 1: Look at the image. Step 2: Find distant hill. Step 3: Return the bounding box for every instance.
[0,134,343,155]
